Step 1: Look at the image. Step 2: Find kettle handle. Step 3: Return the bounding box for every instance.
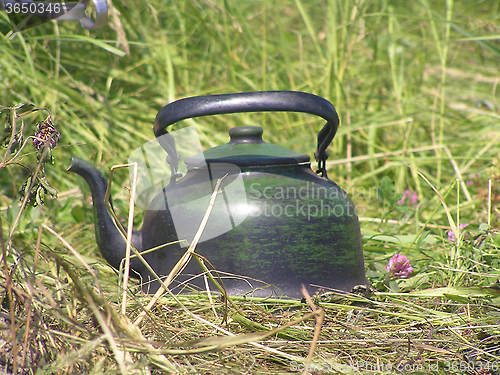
[153,91,339,177]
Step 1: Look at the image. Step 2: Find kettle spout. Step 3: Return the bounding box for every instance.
[68,156,143,273]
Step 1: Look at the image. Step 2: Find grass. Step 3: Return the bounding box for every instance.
[1,0,500,373]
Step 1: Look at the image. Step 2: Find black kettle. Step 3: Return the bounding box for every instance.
[69,91,368,298]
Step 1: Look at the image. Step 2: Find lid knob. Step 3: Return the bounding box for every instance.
[228,126,264,144]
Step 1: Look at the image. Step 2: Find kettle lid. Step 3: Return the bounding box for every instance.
[184,126,310,168]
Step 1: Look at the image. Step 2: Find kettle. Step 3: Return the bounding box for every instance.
[69,91,368,298]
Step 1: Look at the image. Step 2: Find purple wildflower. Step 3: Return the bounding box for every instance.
[33,118,60,150]
[465,173,480,187]
[386,253,413,279]
[447,223,468,242]
[397,190,418,206]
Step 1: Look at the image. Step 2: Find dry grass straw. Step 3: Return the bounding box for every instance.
[100,162,139,316]
[0,235,499,374]
[133,174,227,327]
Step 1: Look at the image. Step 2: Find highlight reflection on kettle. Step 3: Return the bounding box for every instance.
[69,91,369,298]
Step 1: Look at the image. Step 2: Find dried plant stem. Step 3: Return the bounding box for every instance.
[134,174,227,326]
[101,162,143,313]
[203,272,219,319]
[301,285,325,375]
[42,225,102,293]
[56,258,134,375]
[119,162,138,315]
[20,224,44,367]
[2,234,17,373]
[178,301,318,362]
